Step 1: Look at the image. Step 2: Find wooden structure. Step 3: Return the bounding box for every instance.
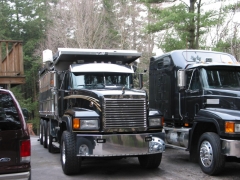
[0,40,25,89]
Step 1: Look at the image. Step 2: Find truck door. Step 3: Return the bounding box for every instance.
[184,69,203,120]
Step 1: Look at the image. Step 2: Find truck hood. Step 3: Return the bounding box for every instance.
[91,89,146,96]
[69,88,147,102]
[198,108,240,121]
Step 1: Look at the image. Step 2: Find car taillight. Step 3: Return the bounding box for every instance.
[20,139,31,162]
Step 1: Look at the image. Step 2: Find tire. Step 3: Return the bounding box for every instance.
[198,132,225,175]
[76,137,94,155]
[43,120,48,148]
[138,153,162,169]
[39,119,43,145]
[61,131,81,175]
[47,121,54,153]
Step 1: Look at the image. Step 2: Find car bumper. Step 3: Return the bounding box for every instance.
[221,138,240,157]
[76,132,165,157]
[0,171,30,180]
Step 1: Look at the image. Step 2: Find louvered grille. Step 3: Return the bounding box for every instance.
[103,97,147,129]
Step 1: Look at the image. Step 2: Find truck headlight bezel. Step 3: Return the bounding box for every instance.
[73,118,99,130]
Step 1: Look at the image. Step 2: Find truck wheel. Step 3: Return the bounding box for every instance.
[43,120,48,148]
[61,131,81,175]
[76,137,93,155]
[47,121,54,153]
[138,153,162,169]
[198,132,225,175]
[39,119,43,145]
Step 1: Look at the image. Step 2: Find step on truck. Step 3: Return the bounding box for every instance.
[38,48,165,175]
[149,49,240,175]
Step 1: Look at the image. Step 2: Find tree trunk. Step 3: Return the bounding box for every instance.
[188,0,197,49]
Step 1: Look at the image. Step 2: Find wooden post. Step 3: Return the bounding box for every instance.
[0,42,2,73]
[27,123,36,136]
[6,42,8,76]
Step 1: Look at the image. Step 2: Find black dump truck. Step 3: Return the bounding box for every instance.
[149,49,240,175]
[38,48,165,175]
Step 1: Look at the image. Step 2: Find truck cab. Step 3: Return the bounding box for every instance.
[149,50,240,175]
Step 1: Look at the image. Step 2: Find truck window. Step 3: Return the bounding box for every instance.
[0,92,21,131]
[186,70,201,90]
[71,73,131,89]
[157,56,171,69]
[201,67,240,88]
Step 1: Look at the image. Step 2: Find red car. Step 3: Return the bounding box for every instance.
[0,88,31,179]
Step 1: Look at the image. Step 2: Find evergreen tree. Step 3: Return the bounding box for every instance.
[0,0,52,132]
[141,0,239,52]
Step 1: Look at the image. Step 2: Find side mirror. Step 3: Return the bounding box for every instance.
[139,73,143,89]
[177,69,186,88]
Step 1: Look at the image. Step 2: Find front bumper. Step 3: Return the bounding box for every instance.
[76,132,165,157]
[221,138,240,157]
[0,171,30,180]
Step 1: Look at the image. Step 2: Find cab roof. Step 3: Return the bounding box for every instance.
[54,48,141,66]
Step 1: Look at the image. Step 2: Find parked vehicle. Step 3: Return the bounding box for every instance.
[38,48,165,175]
[0,88,31,180]
[149,49,240,175]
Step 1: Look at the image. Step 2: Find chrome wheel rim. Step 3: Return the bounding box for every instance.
[39,124,42,139]
[47,126,49,146]
[200,140,213,167]
[62,142,66,165]
[42,125,45,141]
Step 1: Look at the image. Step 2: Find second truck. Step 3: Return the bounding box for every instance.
[38,48,165,175]
[149,49,240,175]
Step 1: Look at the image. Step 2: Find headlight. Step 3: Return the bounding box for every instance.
[73,118,99,130]
[225,122,240,133]
[235,124,240,132]
[81,120,99,129]
[149,118,162,127]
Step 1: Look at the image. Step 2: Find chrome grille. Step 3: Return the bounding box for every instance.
[103,97,147,129]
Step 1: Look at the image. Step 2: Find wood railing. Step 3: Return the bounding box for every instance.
[0,40,25,87]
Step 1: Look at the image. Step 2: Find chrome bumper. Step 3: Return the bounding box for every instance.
[76,132,165,157]
[221,138,240,157]
[0,171,30,180]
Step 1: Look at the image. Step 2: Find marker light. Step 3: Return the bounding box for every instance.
[73,118,80,129]
[225,122,234,133]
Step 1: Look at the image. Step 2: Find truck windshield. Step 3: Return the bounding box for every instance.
[71,73,132,89]
[201,67,240,88]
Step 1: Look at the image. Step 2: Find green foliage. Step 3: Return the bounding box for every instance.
[102,0,121,48]
[162,36,186,52]
[0,0,52,133]
[144,0,233,51]
[10,87,38,114]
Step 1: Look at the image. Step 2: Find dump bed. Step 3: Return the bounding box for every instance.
[53,48,141,71]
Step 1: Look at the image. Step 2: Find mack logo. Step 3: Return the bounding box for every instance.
[0,158,11,162]
[145,137,152,142]
[97,139,106,143]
